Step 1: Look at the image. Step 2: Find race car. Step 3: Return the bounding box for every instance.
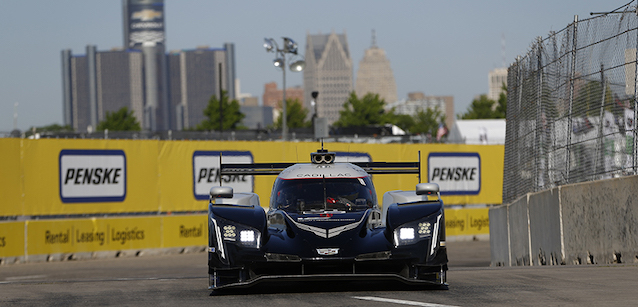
[207,148,447,290]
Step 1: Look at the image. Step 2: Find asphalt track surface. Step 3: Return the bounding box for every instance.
[1,240,637,306]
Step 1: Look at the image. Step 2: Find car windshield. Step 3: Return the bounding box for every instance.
[272,177,376,213]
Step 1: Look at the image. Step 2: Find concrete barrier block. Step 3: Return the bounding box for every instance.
[560,175,638,265]
[509,195,530,266]
[489,204,509,266]
[528,188,562,265]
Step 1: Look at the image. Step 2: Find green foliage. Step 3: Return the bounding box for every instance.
[459,94,506,119]
[496,84,507,116]
[196,90,246,131]
[333,92,392,127]
[410,107,446,136]
[274,98,311,129]
[96,107,141,131]
[386,113,415,132]
[25,123,73,137]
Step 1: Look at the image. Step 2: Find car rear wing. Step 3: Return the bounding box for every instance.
[219,151,422,182]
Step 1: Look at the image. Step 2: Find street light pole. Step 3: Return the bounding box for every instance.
[282,57,287,140]
[264,37,305,141]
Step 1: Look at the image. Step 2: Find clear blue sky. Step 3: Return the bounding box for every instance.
[0,0,620,132]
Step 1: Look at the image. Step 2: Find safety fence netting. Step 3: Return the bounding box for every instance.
[504,3,638,204]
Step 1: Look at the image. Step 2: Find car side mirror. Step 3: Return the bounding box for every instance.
[210,186,233,199]
[415,183,439,195]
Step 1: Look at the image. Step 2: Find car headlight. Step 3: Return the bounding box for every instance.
[393,216,439,248]
[212,217,262,250]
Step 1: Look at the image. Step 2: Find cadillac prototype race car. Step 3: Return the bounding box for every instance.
[207,149,447,290]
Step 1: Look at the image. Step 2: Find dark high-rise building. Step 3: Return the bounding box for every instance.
[122,0,168,131]
[168,46,234,130]
[62,0,236,132]
[61,47,145,132]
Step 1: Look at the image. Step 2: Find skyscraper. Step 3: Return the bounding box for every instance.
[355,30,397,104]
[122,0,169,131]
[61,47,145,132]
[303,31,353,125]
[168,47,228,130]
[63,0,236,132]
[488,68,508,101]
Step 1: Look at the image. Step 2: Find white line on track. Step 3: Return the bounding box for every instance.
[4,275,48,281]
[352,296,460,307]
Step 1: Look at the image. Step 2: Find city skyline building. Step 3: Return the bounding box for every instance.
[303,31,353,125]
[262,82,304,109]
[386,92,454,129]
[167,46,228,130]
[355,30,397,104]
[61,47,145,132]
[122,0,169,131]
[488,67,508,101]
[63,0,236,132]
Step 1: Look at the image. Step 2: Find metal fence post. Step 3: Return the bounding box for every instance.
[566,15,578,183]
[634,10,638,174]
[596,64,607,179]
[536,37,544,191]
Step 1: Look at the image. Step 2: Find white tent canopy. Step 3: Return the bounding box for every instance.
[447,119,506,145]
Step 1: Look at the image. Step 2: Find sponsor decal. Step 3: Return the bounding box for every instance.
[428,153,481,195]
[192,151,253,200]
[179,224,203,238]
[41,226,144,246]
[59,150,126,203]
[444,208,490,236]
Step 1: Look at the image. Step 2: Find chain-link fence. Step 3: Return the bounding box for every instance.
[504,4,638,204]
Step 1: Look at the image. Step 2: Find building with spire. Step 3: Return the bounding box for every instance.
[303,31,353,125]
[355,30,397,104]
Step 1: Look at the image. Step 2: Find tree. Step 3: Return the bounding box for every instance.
[496,84,507,117]
[196,90,246,131]
[459,94,506,119]
[411,107,446,136]
[333,92,392,127]
[96,107,141,131]
[25,123,73,137]
[386,113,415,133]
[274,98,311,129]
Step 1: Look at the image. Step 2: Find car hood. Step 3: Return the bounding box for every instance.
[283,211,368,239]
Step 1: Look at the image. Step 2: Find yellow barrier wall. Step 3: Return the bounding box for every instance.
[0,139,503,217]
[2,207,487,258]
[0,221,25,257]
[162,215,207,248]
[0,139,23,216]
[26,217,162,255]
[20,139,159,216]
[444,207,490,237]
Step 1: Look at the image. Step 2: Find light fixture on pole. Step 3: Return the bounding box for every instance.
[264,37,305,141]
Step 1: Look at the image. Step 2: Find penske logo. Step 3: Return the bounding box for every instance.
[193,151,253,200]
[59,150,127,203]
[132,9,162,21]
[428,152,481,195]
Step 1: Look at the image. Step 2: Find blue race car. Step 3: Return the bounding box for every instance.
[207,149,447,290]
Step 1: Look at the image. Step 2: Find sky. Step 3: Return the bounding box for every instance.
[0,0,623,133]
